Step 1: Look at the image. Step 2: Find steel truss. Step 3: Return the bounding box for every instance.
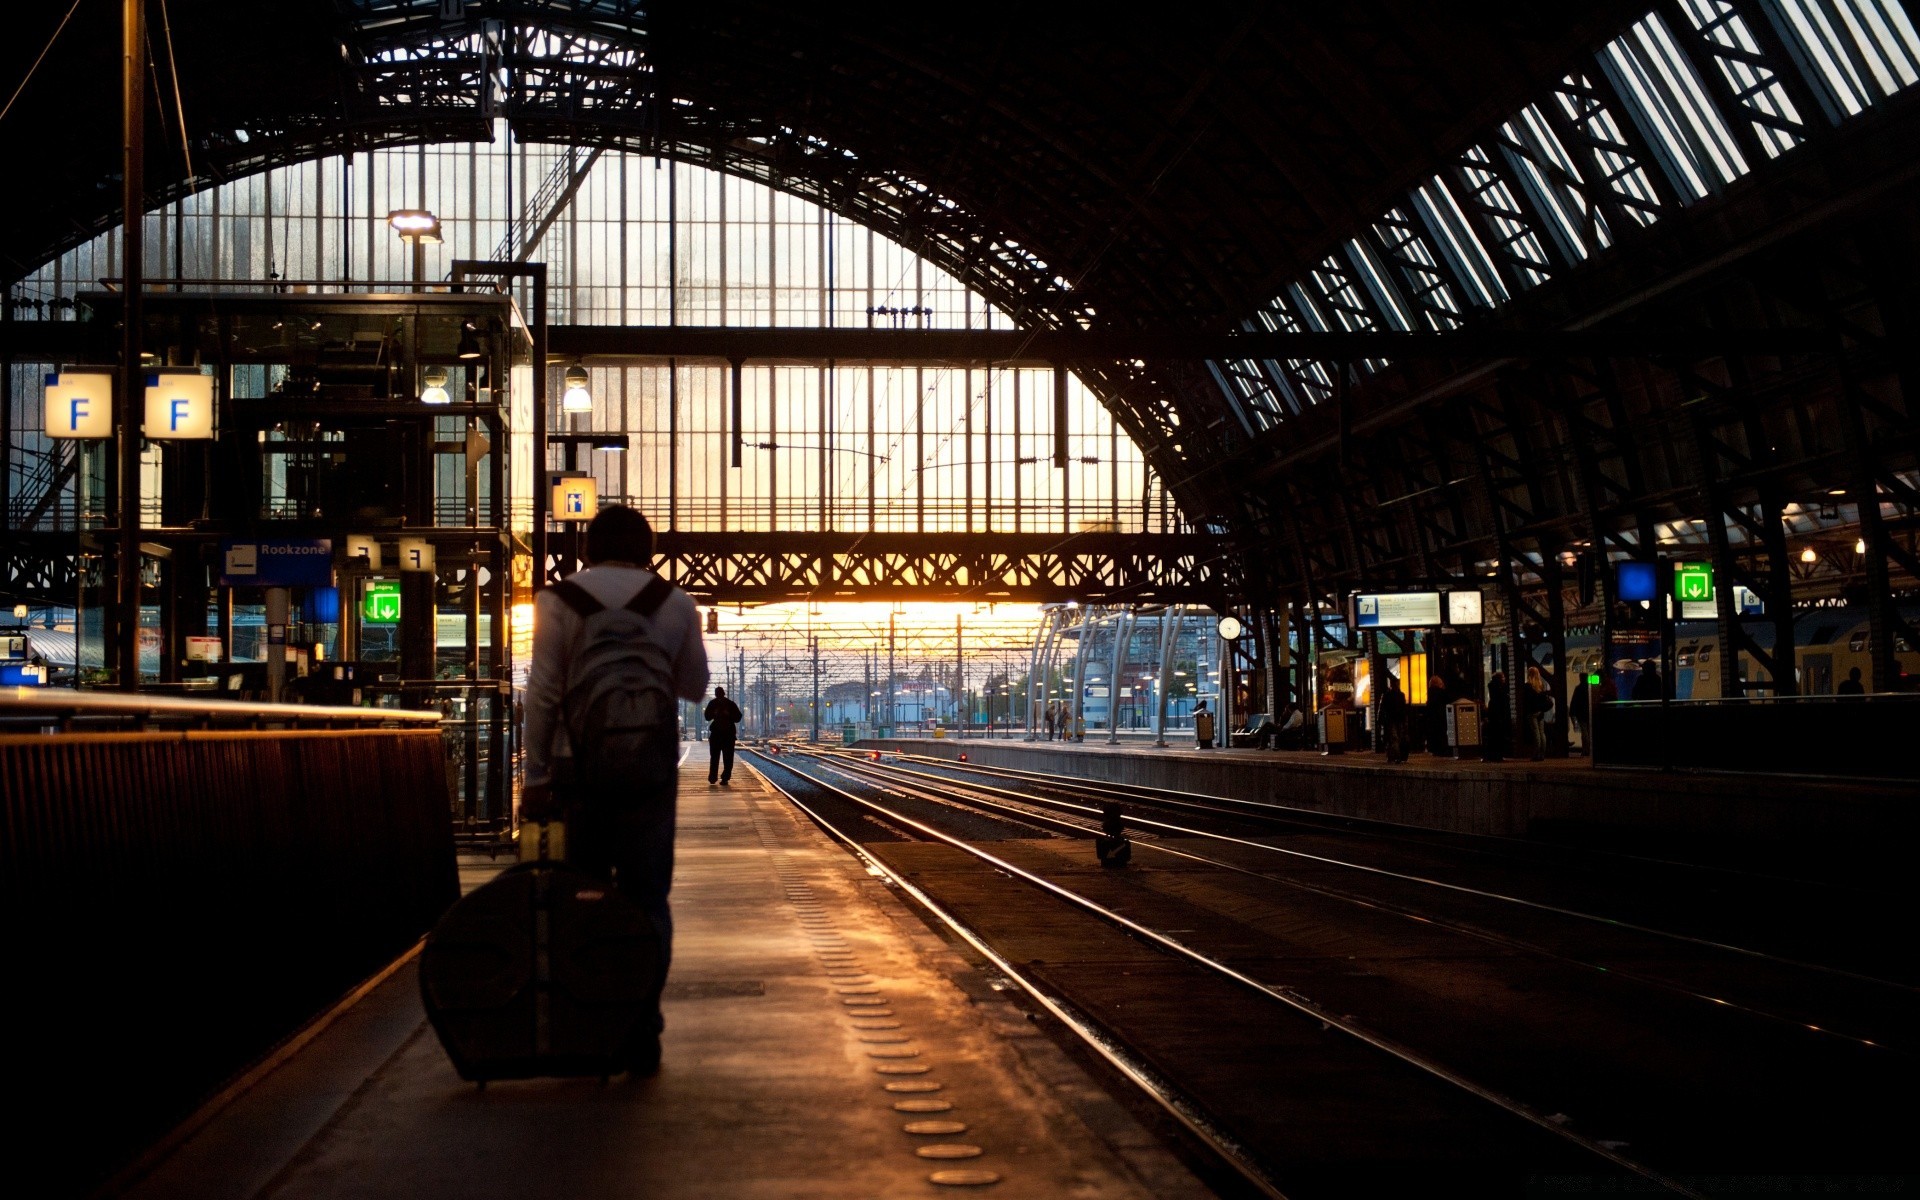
[563,532,1237,606]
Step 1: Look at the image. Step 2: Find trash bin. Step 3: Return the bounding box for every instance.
[1446,699,1481,758]
[1319,706,1348,755]
[841,723,858,746]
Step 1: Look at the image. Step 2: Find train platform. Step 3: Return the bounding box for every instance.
[856,733,1919,876]
[110,756,1207,1200]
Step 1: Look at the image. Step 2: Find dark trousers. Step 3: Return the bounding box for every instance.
[709,737,736,782]
[566,796,676,1037]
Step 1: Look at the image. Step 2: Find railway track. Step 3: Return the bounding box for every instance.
[746,746,1914,1198]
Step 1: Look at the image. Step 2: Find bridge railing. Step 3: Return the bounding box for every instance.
[0,689,460,1191]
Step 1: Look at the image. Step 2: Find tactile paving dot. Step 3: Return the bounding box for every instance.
[902,1119,968,1135]
[843,996,888,1006]
[867,1048,920,1058]
[892,1099,954,1113]
[836,985,881,994]
[858,1033,910,1043]
[927,1168,1001,1187]
[874,1063,932,1075]
[915,1144,983,1160]
[883,1080,943,1093]
[851,1020,901,1030]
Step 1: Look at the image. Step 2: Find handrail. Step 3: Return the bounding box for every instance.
[0,687,441,727]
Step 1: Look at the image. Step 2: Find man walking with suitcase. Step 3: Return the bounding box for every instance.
[522,505,709,1075]
[705,686,743,784]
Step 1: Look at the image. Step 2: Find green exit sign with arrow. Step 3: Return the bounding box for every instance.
[362,580,402,623]
[1673,561,1715,603]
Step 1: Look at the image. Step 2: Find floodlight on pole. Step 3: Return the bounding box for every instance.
[387,209,441,293]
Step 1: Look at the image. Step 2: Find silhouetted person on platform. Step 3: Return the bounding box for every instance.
[1379,673,1409,763]
[1837,666,1866,697]
[705,686,743,784]
[1483,670,1512,762]
[523,504,709,1075]
[1631,659,1664,702]
[1425,674,1451,755]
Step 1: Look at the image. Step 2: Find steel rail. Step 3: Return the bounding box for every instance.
[882,750,1878,895]
[740,753,1294,1200]
[754,749,1704,1198]
[818,753,1907,1057]
[850,751,1919,995]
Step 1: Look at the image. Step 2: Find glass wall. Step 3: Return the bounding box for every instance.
[11,132,1153,536]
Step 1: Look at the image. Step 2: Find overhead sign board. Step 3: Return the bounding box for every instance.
[397,538,436,573]
[1672,561,1714,603]
[184,636,222,662]
[143,372,215,439]
[43,372,115,439]
[362,580,402,623]
[1617,561,1658,603]
[1352,591,1444,630]
[343,535,382,569]
[219,538,335,587]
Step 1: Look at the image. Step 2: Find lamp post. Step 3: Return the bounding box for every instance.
[388,210,442,292]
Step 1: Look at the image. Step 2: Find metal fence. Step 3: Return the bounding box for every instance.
[0,691,458,1192]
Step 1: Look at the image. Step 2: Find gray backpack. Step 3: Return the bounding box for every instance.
[550,576,681,800]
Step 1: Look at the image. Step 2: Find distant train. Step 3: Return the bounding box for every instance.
[1559,605,1919,698]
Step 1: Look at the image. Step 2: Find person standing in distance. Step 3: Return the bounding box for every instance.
[521,505,708,1075]
[705,686,743,784]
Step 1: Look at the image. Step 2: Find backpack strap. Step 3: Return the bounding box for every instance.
[624,575,674,618]
[548,579,603,617]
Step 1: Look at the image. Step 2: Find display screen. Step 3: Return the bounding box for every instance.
[1616,561,1658,602]
[1352,591,1444,629]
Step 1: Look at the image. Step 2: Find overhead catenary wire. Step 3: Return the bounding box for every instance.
[0,0,84,125]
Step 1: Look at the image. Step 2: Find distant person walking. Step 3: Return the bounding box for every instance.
[1044,700,1059,740]
[1568,675,1590,755]
[705,686,743,785]
[1837,666,1866,696]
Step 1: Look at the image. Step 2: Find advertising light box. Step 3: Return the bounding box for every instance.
[1352,591,1444,630]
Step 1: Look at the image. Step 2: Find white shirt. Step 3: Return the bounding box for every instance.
[524,565,710,786]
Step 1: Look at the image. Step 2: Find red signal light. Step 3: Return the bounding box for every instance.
[958,753,968,762]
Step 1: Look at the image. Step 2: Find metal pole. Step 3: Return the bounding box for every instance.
[887,611,896,736]
[1024,607,1052,741]
[1107,607,1132,744]
[1070,605,1093,741]
[810,634,820,743]
[954,614,963,738]
[116,0,145,690]
[1154,604,1181,746]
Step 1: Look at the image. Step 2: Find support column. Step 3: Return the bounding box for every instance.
[1154,605,1180,747]
[1106,607,1132,743]
[116,0,145,690]
[1069,605,1093,740]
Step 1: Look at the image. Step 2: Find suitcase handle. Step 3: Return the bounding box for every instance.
[519,819,566,863]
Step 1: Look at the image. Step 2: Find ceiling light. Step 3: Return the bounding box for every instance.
[1855,538,1867,555]
[1800,546,1817,563]
[420,365,450,405]
[456,322,482,360]
[562,363,592,413]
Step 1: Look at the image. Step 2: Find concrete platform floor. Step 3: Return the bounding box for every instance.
[116,757,1207,1200]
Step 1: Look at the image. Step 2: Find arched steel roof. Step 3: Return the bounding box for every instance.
[5,1,1918,644]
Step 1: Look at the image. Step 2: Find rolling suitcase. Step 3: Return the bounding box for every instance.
[420,821,661,1084]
